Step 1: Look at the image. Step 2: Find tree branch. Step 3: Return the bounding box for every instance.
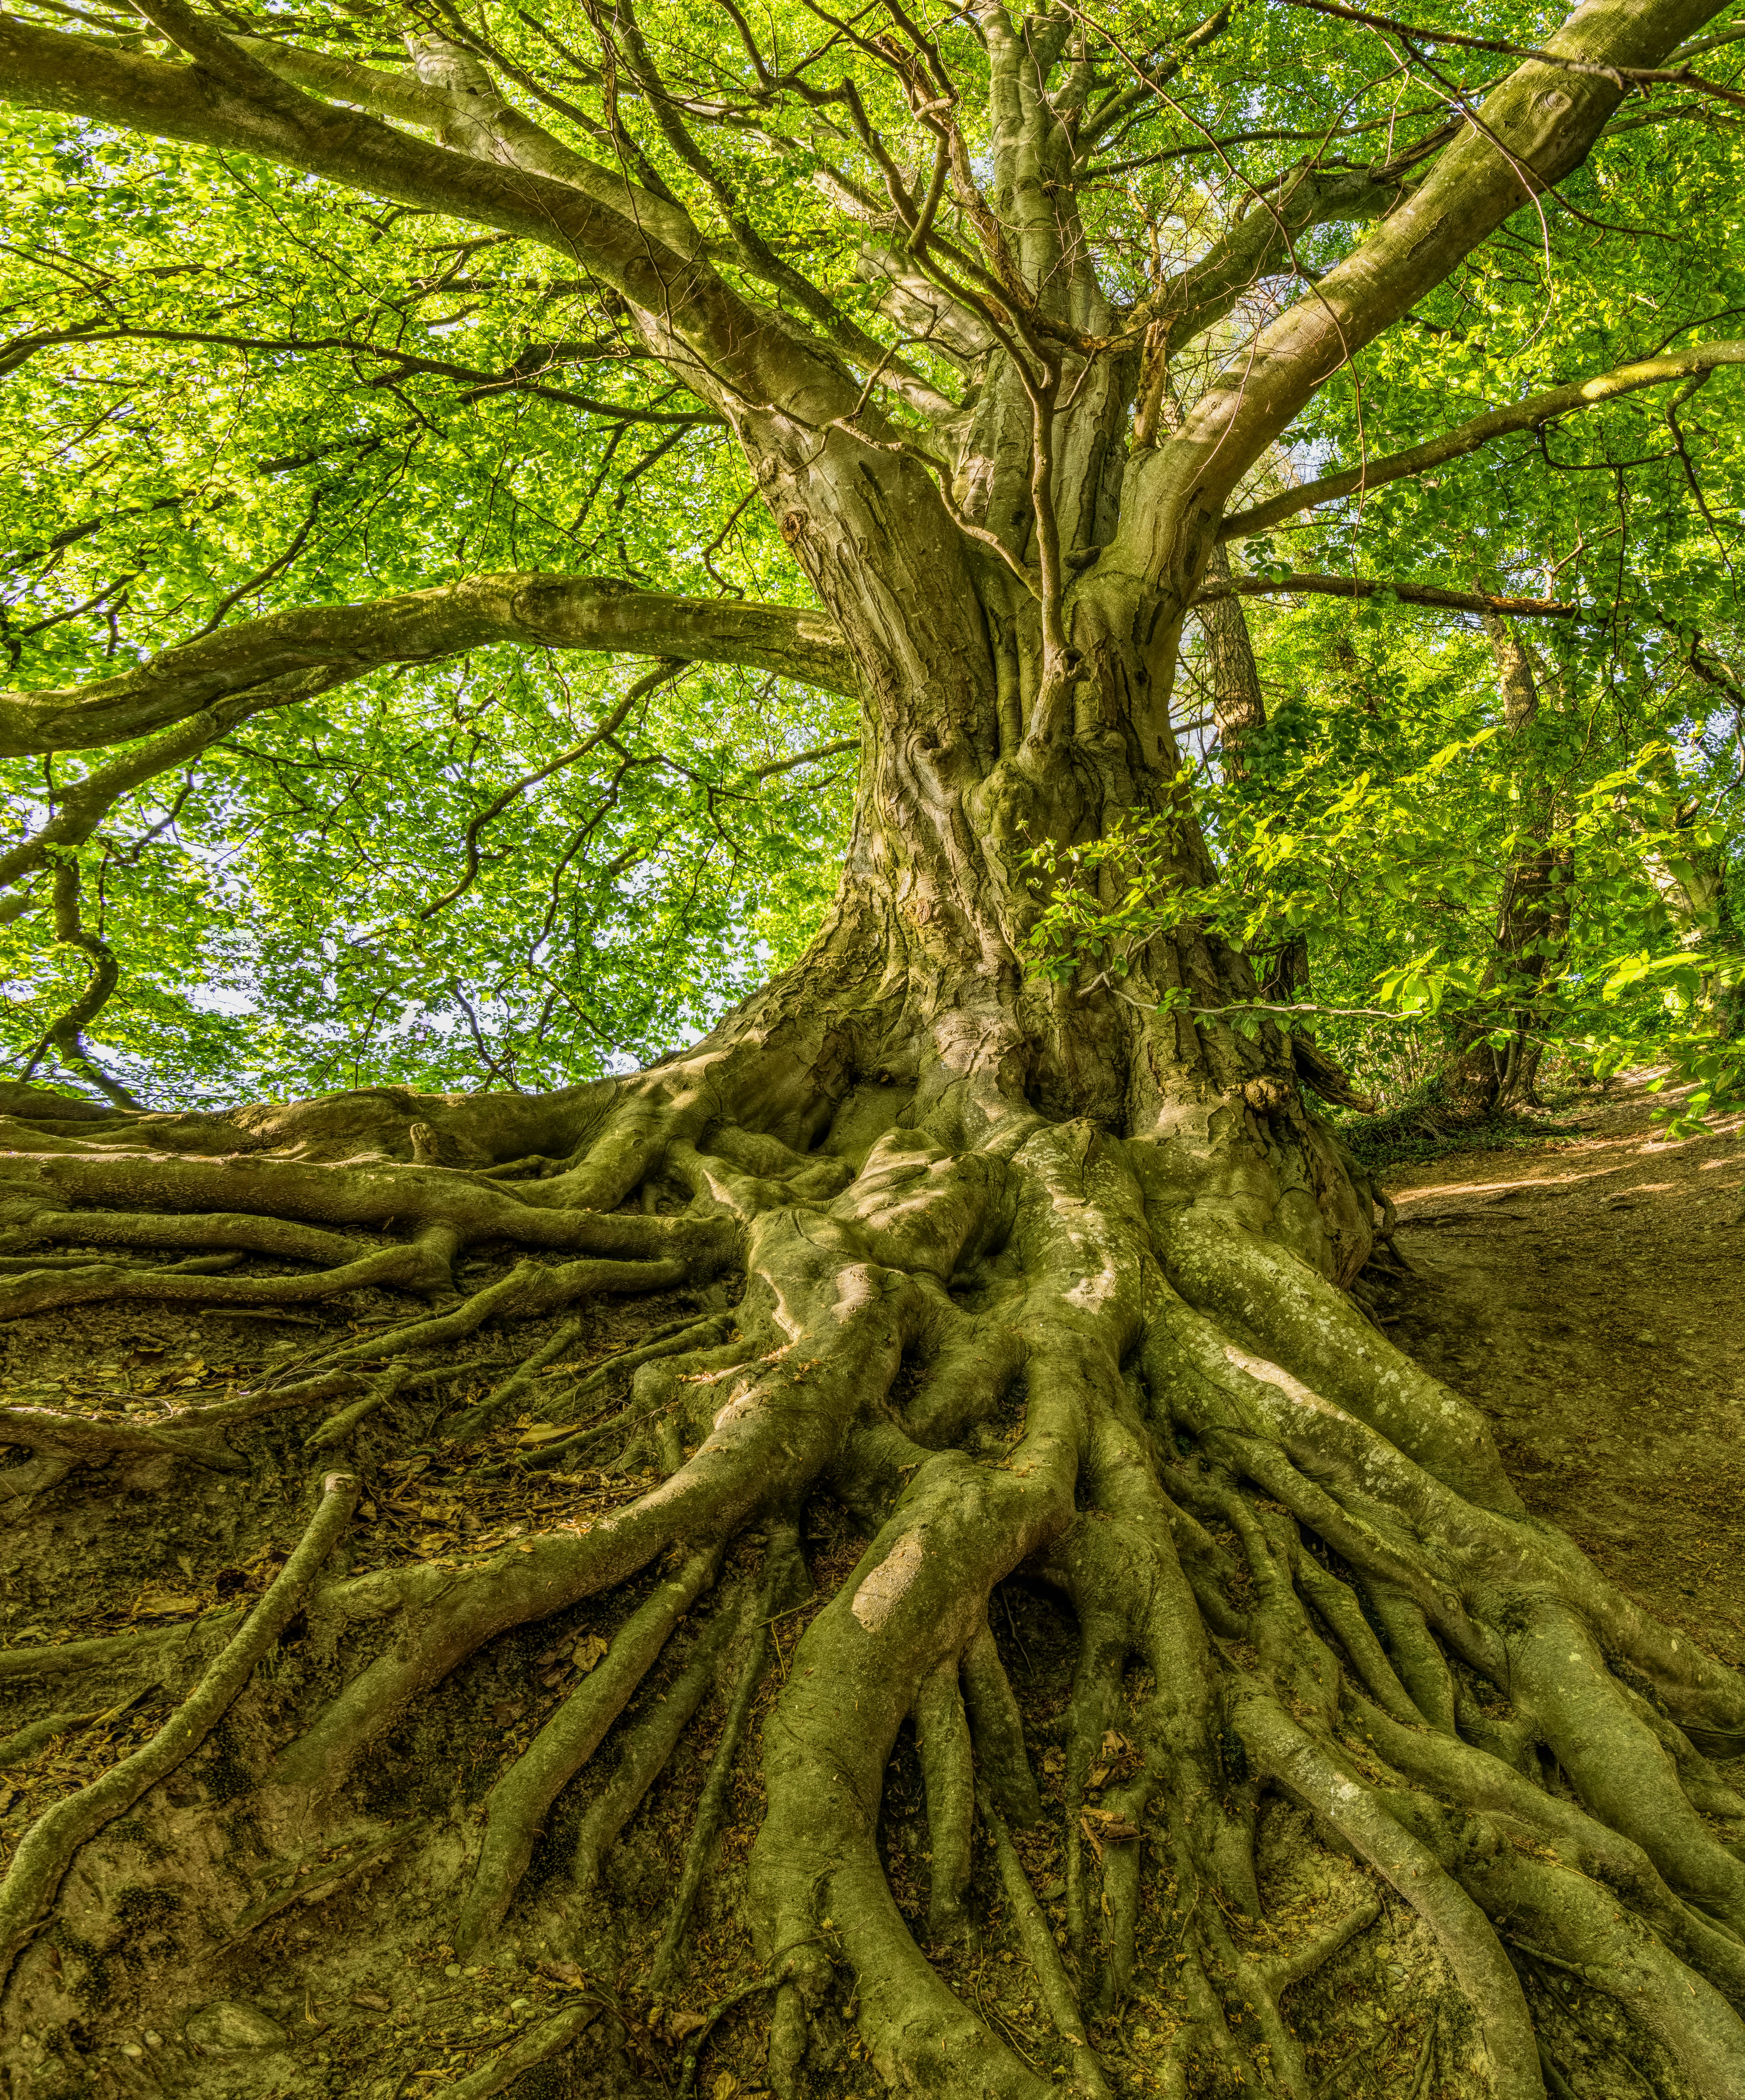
[1076,4,1236,150]
[0,573,855,758]
[0,15,855,427]
[746,735,861,782]
[227,29,713,265]
[1280,0,1745,115]
[1113,0,1734,596]
[1131,158,1433,364]
[16,858,141,1109]
[0,322,724,422]
[0,689,320,904]
[417,659,686,921]
[1220,339,1745,540]
[1192,574,1579,618]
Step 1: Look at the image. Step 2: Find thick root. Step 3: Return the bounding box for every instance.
[4,1044,1743,2100]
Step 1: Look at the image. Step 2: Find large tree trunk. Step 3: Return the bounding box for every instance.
[5,3,1745,2095]
[6,538,1745,2100]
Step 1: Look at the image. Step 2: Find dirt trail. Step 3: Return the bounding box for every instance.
[1374,1078,1745,1665]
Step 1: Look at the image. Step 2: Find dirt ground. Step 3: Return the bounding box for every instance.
[1370,1076,1745,1670]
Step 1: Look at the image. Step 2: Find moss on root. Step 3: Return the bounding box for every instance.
[1,1010,1742,2100]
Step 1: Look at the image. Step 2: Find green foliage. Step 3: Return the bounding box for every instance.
[0,100,856,1104]
[2,0,1743,1121]
[1027,690,1745,1126]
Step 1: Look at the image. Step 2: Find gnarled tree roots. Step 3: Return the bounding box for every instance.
[2,1028,1743,2100]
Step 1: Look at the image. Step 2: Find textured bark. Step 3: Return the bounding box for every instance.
[0,574,855,759]
[1446,618,1573,1112]
[2,5,1742,2096]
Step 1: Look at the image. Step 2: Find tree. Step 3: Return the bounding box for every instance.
[4,2,1745,2095]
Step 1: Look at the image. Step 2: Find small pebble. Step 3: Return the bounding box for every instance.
[445,1965,463,1980]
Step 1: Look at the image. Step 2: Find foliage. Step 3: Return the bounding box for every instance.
[1,0,1742,1117]
[1025,714,1745,1127]
[0,102,855,1102]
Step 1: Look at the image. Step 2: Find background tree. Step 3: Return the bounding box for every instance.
[2,3,1745,2097]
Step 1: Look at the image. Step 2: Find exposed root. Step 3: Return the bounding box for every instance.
[306,1361,415,1451]
[0,1709,107,1773]
[1237,1691,1543,2100]
[0,1400,248,1474]
[649,1551,785,1993]
[916,1660,977,1946]
[0,1223,465,1322]
[6,1041,1745,2100]
[674,1979,779,2100]
[444,1315,589,1441]
[456,1545,721,1952]
[982,1788,1110,2098]
[431,1997,602,2098]
[313,1251,693,1371]
[571,1592,739,1895]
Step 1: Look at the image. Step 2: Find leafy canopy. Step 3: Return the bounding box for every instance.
[0,0,1740,1112]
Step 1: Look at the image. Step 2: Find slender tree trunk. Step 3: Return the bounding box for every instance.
[1192,551,1373,1113]
[1444,616,1574,1113]
[1197,543,1268,778]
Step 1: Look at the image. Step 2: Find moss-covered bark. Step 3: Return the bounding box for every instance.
[4,808,1745,2096]
[4,5,1742,2089]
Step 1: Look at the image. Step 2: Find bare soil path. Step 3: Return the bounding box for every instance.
[1374,1078,1745,1668]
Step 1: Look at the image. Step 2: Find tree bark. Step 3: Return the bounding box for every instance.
[3,6,1743,2096]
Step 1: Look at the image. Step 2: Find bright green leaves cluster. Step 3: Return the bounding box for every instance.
[4,0,1745,1119]
[1028,615,1744,1123]
[0,79,854,1106]
[0,651,855,1103]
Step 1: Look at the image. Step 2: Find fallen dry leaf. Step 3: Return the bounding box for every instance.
[574,1635,608,1672]
[1081,1807,1143,1848]
[669,2010,708,2040]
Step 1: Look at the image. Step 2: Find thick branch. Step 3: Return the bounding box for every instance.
[1116,0,1734,590]
[230,32,709,263]
[0,17,853,426]
[1221,338,1745,540]
[1194,574,1580,618]
[0,573,854,758]
[1135,160,1425,358]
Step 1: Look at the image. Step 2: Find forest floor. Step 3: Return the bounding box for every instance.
[1365,1074,1745,1674]
[0,1073,1740,2100]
